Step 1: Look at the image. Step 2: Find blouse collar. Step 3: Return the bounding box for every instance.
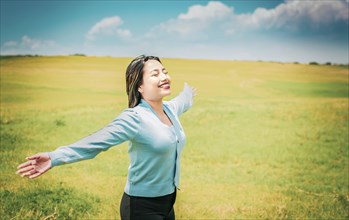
[139,99,176,128]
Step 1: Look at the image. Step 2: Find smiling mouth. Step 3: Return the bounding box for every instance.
[158,82,170,88]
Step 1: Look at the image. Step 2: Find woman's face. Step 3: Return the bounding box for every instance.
[139,59,171,102]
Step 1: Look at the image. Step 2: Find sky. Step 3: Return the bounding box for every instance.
[1,0,348,64]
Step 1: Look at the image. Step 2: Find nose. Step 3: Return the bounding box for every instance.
[160,72,168,81]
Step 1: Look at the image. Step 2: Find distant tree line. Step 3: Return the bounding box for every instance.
[70,53,86,56]
[308,61,348,67]
[0,54,87,59]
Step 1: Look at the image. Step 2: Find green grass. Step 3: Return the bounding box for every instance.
[1,186,100,219]
[1,56,348,219]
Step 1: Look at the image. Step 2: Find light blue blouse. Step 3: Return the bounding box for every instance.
[48,83,194,197]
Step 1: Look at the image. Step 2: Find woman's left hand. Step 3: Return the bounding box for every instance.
[185,82,197,97]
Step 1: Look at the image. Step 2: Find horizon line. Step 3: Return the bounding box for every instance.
[0,54,348,66]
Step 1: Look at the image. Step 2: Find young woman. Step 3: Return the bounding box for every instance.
[16,55,196,220]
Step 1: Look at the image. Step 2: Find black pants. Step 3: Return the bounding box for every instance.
[120,190,176,220]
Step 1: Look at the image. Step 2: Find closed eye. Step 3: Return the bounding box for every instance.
[150,68,168,76]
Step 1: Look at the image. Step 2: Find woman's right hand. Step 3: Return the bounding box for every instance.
[16,153,52,179]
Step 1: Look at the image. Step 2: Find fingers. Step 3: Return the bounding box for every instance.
[192,87,197,96]
[17,153,40,169]
[29,172,43,179]
[16,159,37,176]
[184,82,197,94]
[185,83,197,97]
[17,160,35,169]
[17,163,36,177]
[16,153,51,179]
[28,165,50,179]
[16,163,44,178]
[26,154,40,160]
[16,164,34,174]
[21,168,37,178]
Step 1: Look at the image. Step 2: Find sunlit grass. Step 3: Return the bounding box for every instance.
[1,56,348,219]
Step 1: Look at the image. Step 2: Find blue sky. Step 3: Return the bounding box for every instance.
[1,0,348,63]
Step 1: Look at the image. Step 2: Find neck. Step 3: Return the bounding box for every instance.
[145,99,163,114]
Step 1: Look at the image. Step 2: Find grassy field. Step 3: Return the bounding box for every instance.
[0,56,348,219]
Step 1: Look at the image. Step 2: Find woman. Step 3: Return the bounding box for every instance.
[16,55,196,220]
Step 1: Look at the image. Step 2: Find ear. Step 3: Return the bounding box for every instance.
[138,85,143,94]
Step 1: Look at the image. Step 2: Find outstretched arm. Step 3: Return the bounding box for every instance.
[16,109,140,179]
[16,153,51,179]
[167,82,196,116]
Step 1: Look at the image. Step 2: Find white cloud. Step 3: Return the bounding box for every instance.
[3,41,17,47]
[280,0,349,27]
[139,0,348,63]
[146,0,348,39]
[229,0,349,33]
[147,1,232,36]
[86,16,132,40]
[20,35,56,49]
[116,29,132,38]
[178,1,231,21]
[1,36,57,55]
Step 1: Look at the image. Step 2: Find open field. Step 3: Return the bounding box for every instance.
[1,56,348,219]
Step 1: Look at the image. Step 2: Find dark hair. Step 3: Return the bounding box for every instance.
[125,55,161,108]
